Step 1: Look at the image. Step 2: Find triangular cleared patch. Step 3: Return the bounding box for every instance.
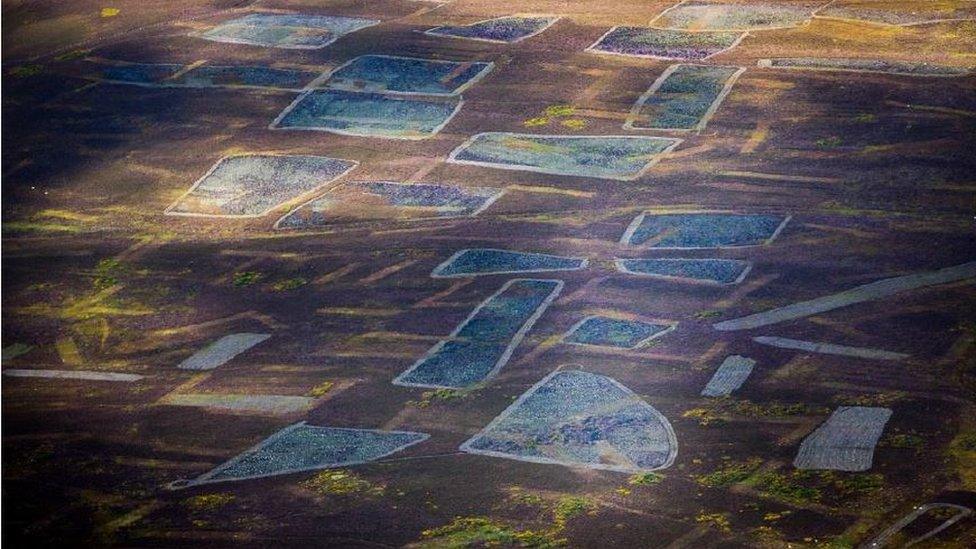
[169,423,428,488]
[461,370,677,473]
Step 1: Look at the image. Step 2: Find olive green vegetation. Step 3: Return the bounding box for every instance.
[695,458,762,488]
[627,472,664,486]
[10,256,177,350]
[183,493,235,512]
[833,391,906,407]
[271,277,308,291]
[307,381,334,398]
[949,428,976,489]
[408,388,468,408]
[301,470,384,498]
[417,494,596,548]
[695,459,884,506]
[815,136,843,148]
[881,432,924,451]
[417,517,558,548]
[232,271,263,287]
[683,398,825,426]
[696,512,731,533]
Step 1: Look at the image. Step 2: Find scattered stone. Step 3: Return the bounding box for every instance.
[562,316,674,349]
[394,279,562,388]
[168,423,428,488]
[587,27,745,60]
[461,370,678,473]
[198,14,378,49]
[448,133,682,181]
[425,15,560,43]
[166,155,357,217]
[794,406,892,471]
[615,258,752,285]
[701,355,756,397]
[431,249,587,278]
[625,64,744,131]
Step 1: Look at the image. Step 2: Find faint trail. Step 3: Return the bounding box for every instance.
[714,261,976,331]
[753,336,909,360]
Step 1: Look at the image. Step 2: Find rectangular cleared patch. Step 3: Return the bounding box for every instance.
[431,249,587,278]
[198,14,378,49]
[272,89,461,139]
[166,154,357,217]
[276,181,504,228]
[625,64,745,131]
[169,65,320,90]
[393,279,562,389]
[3,369,144,382]
[615,258,752,285]
[794,406,892,471]
[177,333,271,370]
[701,355,756,396]
[758,58,972,77]
[448,133,682,181]
[563,316,674,349]
[819,1,976,26]
[621,212,790,248]
[322,55,493,96]
[97,62,182,85]
[161,393,316,415]
[169,422,428,488]
[86,61,319,90]
[587,27,745,60]
[425,15,560,43]
[651,1,817,30]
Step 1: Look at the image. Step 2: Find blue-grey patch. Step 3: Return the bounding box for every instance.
[426,16,559,43]
[177,333,271,370]
[448,133,681,181]
[432,249,586,278]
[394,279,562,389]
[588,27,744,60]
[616,258,752,285]
[324,55,492,95]
[622,212,789,248]
[100,63,182,84]
[563,316,672,349]
[199,14,379,49]
[461,370,678,473]
[701,355,755,397]
[170,65,319,89]
[169,423,428,488]
[652,1,816,30]
[627,64,743,130]
[275,181,503,228]
[167,154,357,217]
[794,406,892,472]
[273,89,461,139]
